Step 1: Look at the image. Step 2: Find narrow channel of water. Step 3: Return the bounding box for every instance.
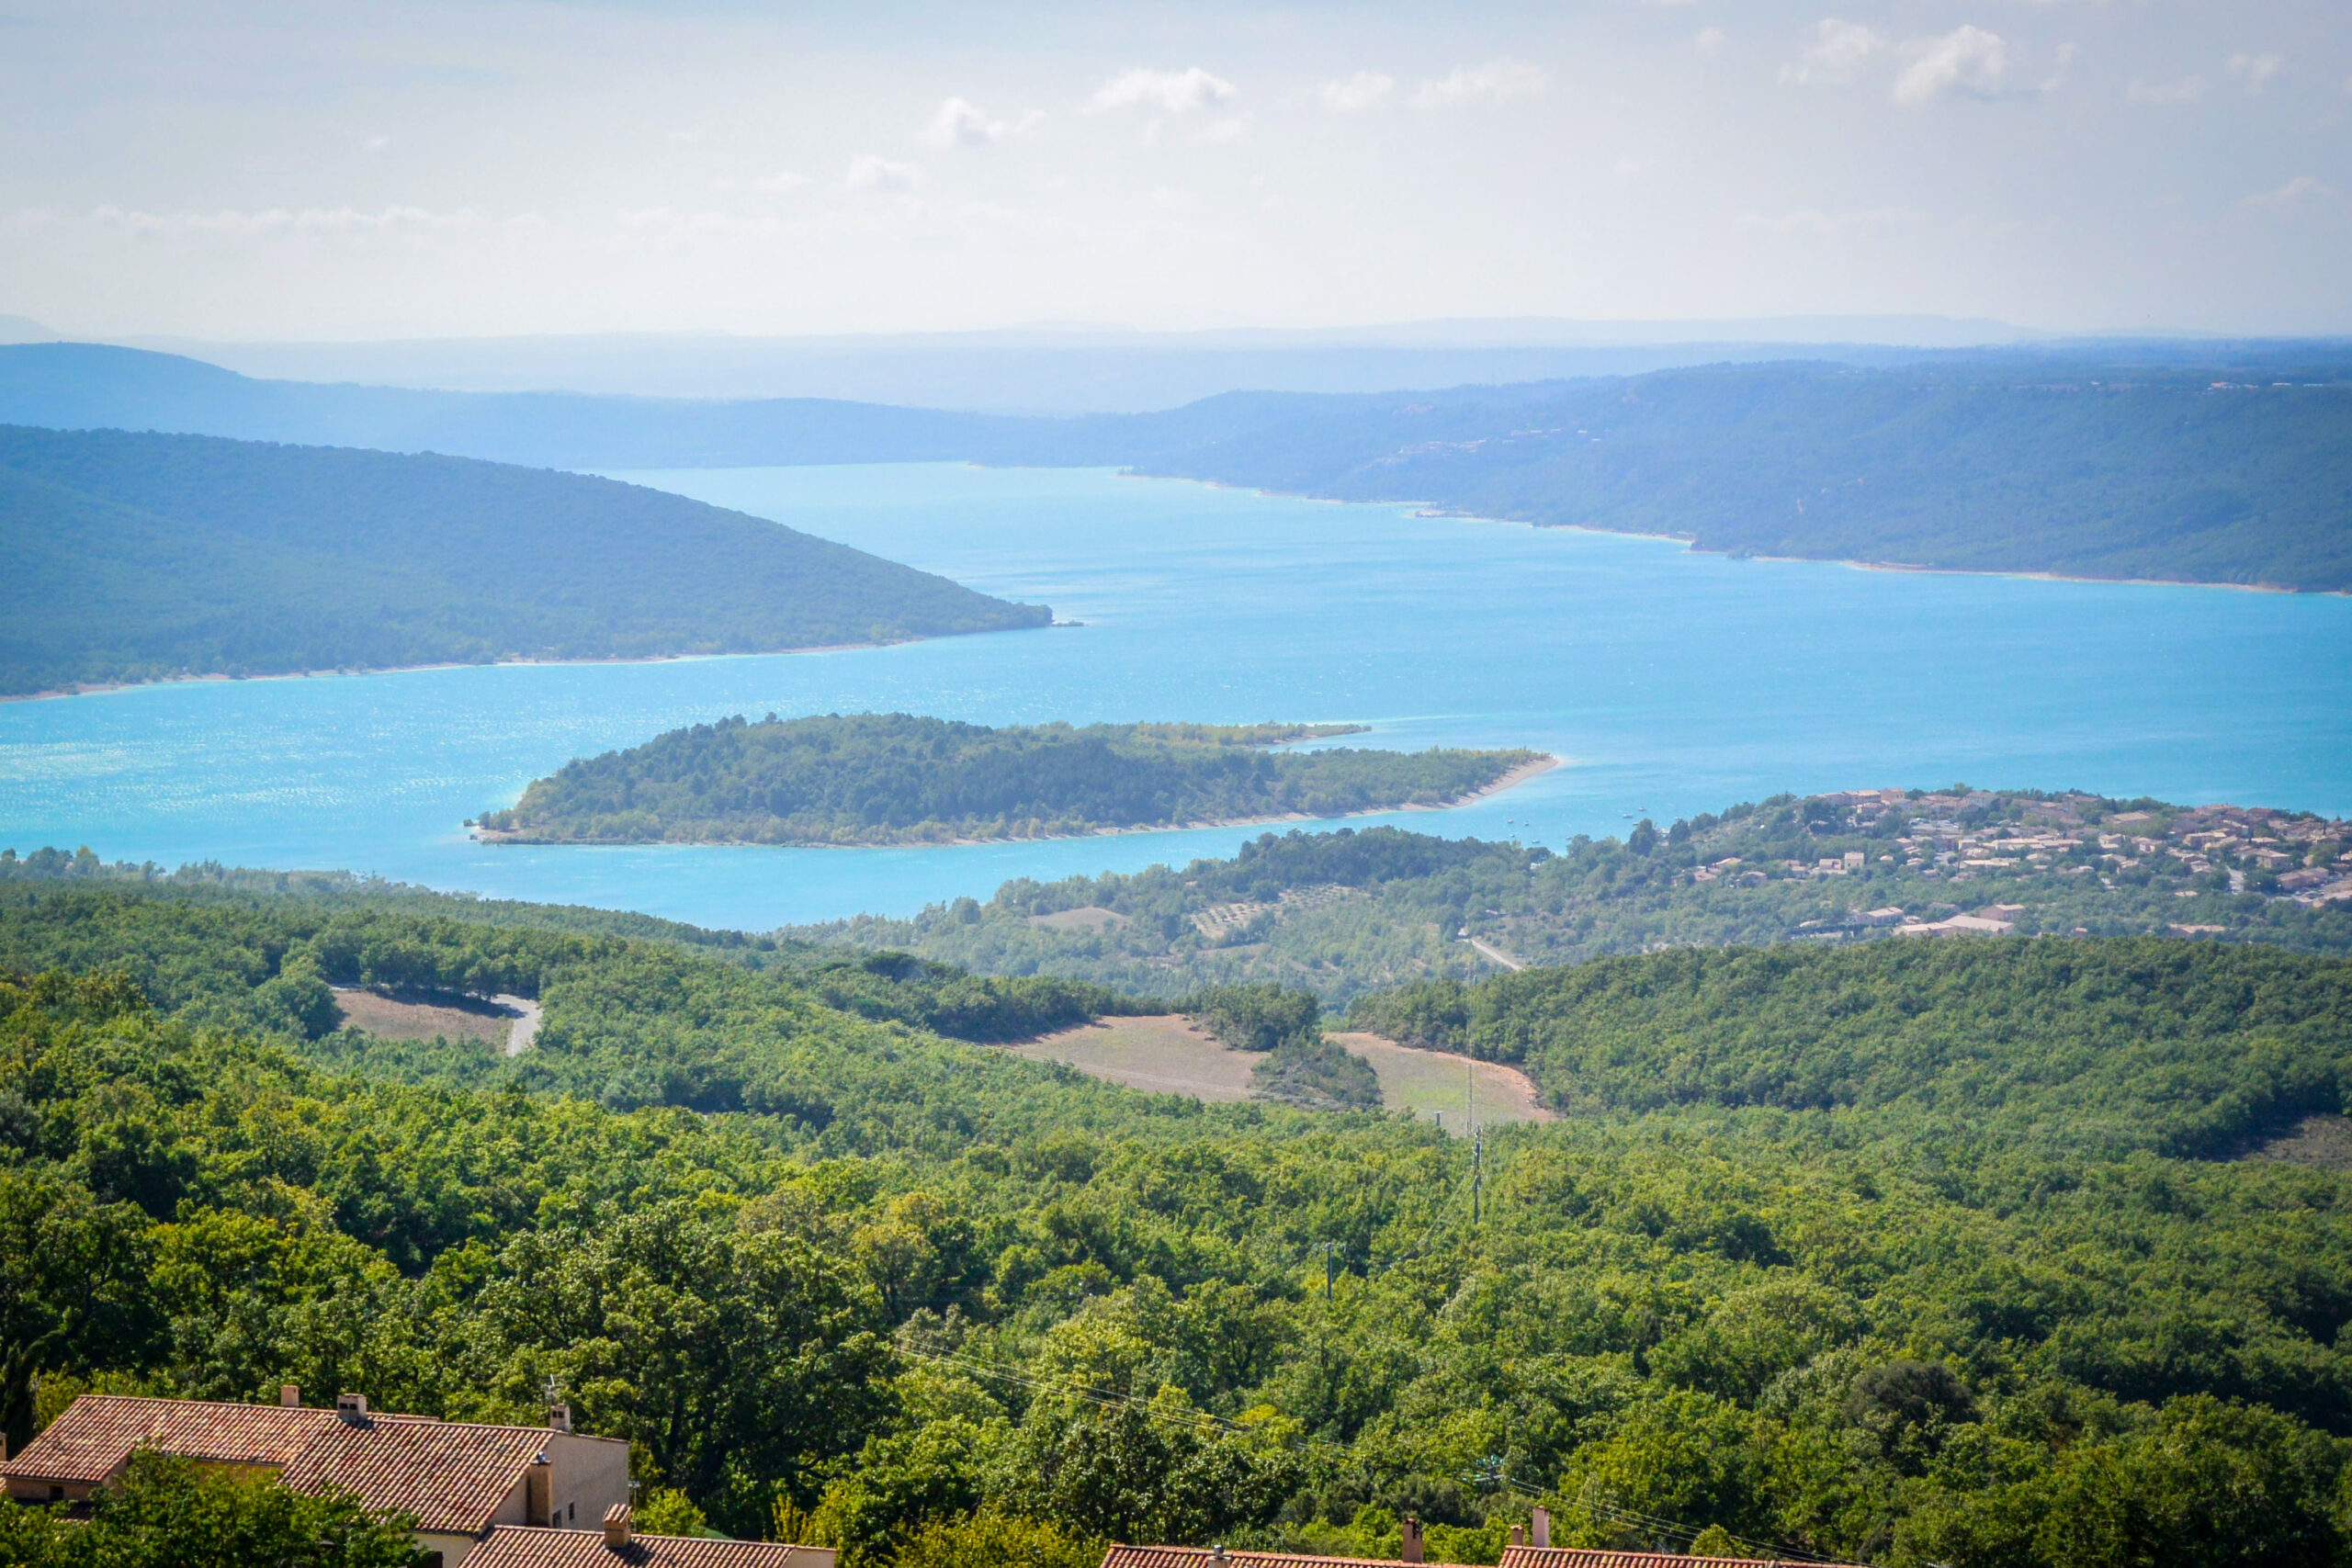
[4,462,2346,929]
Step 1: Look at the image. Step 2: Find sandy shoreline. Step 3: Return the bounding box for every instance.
[475,752,1564,851]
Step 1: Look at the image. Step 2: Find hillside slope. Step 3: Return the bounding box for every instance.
[1108,363,2352,592]
[791,788,2352,1004]
[4,873,2352,1564]
[0,425,1049,695]
[8,341,2348,592]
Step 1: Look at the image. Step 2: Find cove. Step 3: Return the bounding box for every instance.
[3,461,2347,931]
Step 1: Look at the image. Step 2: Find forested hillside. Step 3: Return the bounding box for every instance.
[479,714,1540,845]
[0,425,1048,696]
[1350,938,2352,1157]
[1105,362,2352,592]
[794,787,2352,1005]
[10,342,2350,592]
[2,873,2350,1567]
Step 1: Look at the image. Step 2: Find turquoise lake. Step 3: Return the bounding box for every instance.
[5,462,2348,931]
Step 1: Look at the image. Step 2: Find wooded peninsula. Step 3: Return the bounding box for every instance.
[0,424,1049,698]
[476,714,1547,846]
[802,785,2352,1005]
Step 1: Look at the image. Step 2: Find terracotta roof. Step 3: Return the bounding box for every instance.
[282,1416,548,1533]
[1100,1550,1406,1568]
[464,1527,834,1568]
[1501,1548,1845,1568]
[0,1396,589,1534]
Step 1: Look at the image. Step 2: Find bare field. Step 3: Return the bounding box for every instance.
[2244,1113,2352,1169]
[1012,1016,1551,1131]
[1329,1032,1554,1129]
[332,987,531,1051]
[1012,1015,1256,1100]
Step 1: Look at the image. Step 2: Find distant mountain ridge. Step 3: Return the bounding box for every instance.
[112,314,2050,408]
[6,340,2349,592]
[0,424,1049,697]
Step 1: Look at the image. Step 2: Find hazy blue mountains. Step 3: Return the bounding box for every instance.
[8,339,2349,591]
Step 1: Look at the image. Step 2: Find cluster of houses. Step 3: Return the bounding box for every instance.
[2,1393,1843,1568]
[1719,788,2352,912]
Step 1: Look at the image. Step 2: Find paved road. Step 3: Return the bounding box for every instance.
[493,995,544,1056]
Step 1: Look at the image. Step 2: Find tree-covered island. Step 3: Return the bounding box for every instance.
[475,713,1550,846]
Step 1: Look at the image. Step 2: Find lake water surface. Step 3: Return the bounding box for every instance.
[5,462,2347,930]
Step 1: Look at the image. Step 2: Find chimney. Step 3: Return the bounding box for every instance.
[1401,1517,1423,1564]
[280,1385,301,1408]
[334,1393,368,1421]
[1510,1526,1525,1547]
[1531,1506,1551,1550]
[603,1505,632,1549]
[548,1402,572,1434]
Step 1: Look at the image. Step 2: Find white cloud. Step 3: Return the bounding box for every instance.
[2128,75,2207,105]
[1781,19,1883,87]
[1191,113,1254,146]
[922,96,1041,149]
[843,154,919,193]
[2226,53,2283,92]
[2244,175,2335,208]
[1086,67,1236,116]
[1413,59,1550,107]
[750,171,810,194]
[1696,28,1728,52]
[1893,26,2008,104]
[363,135,390,152]
[1319,72,1395,112]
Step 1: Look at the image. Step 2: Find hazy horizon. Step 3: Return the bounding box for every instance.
[4,0,2346,344]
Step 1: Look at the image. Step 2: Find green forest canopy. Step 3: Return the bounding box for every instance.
[478,714,1542,845]
[1,869,2350,1567]
[0,424,1048,696]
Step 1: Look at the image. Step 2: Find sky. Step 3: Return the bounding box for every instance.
[1,0,2346,342]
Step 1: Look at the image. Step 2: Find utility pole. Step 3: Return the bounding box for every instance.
[1473,1131,1483,1226]
[1468,1058,1482,1226]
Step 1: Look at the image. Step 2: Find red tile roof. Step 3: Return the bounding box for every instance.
[1100,1551,1405,1568]
[0,1396,575,1534]
[286,1416,549,1534]
[1502,1548,1846,1568]
[464,1526,835,1568]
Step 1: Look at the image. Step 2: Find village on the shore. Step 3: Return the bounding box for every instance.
[1695,787,2352,940]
